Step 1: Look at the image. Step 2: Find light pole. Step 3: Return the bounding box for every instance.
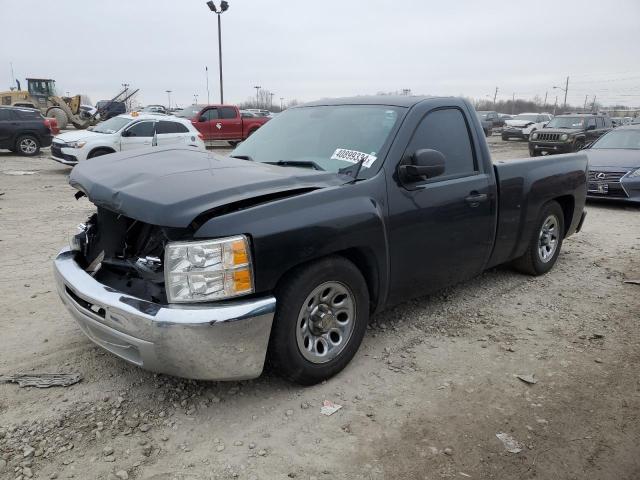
[280,97,284,111]
[269,92,274,110]
[206,1,229,104]
[254,85,261,108]
[193,93,199,105]
[553,76,569,110]
[166,90,172,110]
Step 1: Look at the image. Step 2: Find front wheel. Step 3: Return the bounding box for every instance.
[269,256,370,385]
[573,139,585,151]
[512,201,564,275]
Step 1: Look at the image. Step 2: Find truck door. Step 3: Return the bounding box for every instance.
[120,120,156,151]
[218,106,243,140]
[198,107,221,141]
[386,105,495,305]
[0,108,14,148]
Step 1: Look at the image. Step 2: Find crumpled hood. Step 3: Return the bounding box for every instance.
[54,129,103,143]
[69,147,350,228]
[585,149,640,170]
[505,119,536,128]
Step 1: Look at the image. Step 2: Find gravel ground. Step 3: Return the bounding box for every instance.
[1,136,639,480]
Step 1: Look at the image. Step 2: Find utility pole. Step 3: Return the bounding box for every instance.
[591,95,597,112]
[511,93,515,115]
[493,87,498,108]
[553,96,558,116]
[206,1,230,104]
[254,85,261,108]
[543,91,548,110]
[280,97,284,111]
[563,76,569,109]
[205,66,210,104]
[193,93,199,104]
[166,90,172,110]
[583,95,588,111]
[269,92,274,109]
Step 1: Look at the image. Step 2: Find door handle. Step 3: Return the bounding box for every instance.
[465,192,488,207]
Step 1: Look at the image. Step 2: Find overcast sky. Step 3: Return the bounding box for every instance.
[2,0,640,108]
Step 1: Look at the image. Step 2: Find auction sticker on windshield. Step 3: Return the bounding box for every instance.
[331,148,377,168]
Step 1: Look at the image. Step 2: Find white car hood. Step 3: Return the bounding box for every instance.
[505,119,536,127]
[53,130,105,143]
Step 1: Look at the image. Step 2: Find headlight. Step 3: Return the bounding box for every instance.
[628,168,640,178]
[164,235,253,303]
[531,133,538,140]
[559,134,568,141]
[68,141,87,149]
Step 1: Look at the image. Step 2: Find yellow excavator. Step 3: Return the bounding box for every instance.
[2,78,94,129]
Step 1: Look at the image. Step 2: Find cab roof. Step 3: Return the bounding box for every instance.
[300,95,444,108]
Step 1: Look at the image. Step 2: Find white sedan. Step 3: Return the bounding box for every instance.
[50,113,205,165]
[502,113,552,141]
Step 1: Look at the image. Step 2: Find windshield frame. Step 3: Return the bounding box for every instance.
[92,116,132,134]
[230,104,407,180]
[546,116,586,129]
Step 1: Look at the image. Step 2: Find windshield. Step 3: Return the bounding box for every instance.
[514,114,539,122]
[231,105,404,178]
[591,129,640,150]
[92,116,131,134]
[175,105,202,118]
[546,117,586,129]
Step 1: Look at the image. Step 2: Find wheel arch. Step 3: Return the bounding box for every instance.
[552,195,574,236]
[88,146,116,158]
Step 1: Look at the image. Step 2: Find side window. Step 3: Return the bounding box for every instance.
[0,109,13,121]
[406,108,477,179]
[586,118,596,129]
[203,108,219,121]
[173,122,189,133]
[125,121,155,137]
[156,121,178,134]
[595,117,604,128]
[219,107,237,119]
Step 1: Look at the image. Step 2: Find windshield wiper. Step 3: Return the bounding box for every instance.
[230,154,254,161]
[265,160,325,171]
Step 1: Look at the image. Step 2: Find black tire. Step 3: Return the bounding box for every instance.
[228,141,240,147]
[47,108,68,130]
[529,147,539,157]
[501,134,508,141]
[512,201,565,276]
[88,148,113,159]
[573,139,585,152]
[15,135,40,156]
[269,256,370,385]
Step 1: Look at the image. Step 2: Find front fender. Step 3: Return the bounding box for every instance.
[193,172,390,311]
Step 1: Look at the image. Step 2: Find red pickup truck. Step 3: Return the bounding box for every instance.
[176,104,269,146]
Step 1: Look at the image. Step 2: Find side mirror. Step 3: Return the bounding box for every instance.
[399,149,446,182]
[121,129,131,137]
[198,116,207,122]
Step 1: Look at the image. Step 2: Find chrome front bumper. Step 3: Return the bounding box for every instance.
[53,247,276,381]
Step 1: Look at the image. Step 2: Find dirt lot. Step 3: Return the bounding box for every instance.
[1,136,639,480]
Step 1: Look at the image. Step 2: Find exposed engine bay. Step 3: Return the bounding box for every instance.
[72,207,190,303]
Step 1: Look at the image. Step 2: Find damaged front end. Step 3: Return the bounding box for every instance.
[70,207,191,304]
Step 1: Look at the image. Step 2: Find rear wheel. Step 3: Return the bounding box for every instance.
[228,141,240,147]
[16,135,40,156]
[573,139,585,151]
[269,256,370,385]
[47,108,68,130]
[501,134,508,141]
[513,201,564,275]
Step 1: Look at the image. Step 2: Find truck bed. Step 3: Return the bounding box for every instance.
[487,153,588,268]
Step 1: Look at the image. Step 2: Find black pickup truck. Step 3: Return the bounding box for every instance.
[54,96,587,385]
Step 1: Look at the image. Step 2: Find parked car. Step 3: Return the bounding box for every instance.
[529,113,612,156]
[584,124,640,203]
[610,117,630,127]
[176,104,270,146]
[630,117,640,125]
[95,100,127,121]
[477,111,507,129]
[239,110,259,117]
[245,109,272,117]
[502,113,553,140]
[54,96,587,385]
[141,105,168,114]
[476,113,493,137]
[0,105,55,156]
[50,113,204,165]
